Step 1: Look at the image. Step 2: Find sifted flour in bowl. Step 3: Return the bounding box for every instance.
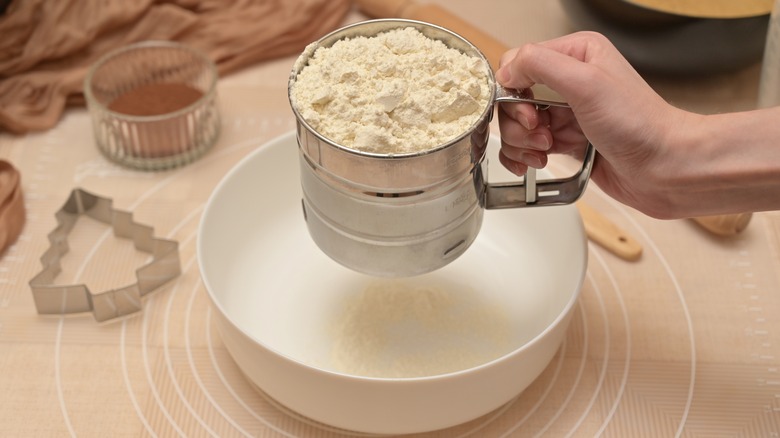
[290,27,491,154]
[328,279,514,378]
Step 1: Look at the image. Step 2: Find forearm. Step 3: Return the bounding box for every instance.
[662,107,780,217]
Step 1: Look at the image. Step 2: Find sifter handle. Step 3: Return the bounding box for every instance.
[487,87,594,209]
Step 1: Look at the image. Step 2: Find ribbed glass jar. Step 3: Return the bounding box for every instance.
[84,41,221,170]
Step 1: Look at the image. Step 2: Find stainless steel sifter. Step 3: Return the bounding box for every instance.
[288,19,595,277]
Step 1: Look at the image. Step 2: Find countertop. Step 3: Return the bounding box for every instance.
[2,1,780,436]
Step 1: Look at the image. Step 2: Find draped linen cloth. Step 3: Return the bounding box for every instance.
[0,0,351,133]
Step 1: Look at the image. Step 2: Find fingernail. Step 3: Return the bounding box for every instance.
[523,153,543,168]
[518,113,531,130]
[524,133,549,150]
[496,67,510,85]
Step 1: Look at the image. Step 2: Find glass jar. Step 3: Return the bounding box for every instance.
[84,41,221,170]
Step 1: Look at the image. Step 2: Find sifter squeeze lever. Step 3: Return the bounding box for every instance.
[489,86,596,209]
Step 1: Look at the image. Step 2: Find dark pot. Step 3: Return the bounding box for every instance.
[559,0,770,75]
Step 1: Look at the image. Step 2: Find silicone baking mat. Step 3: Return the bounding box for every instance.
[2,3,780,436]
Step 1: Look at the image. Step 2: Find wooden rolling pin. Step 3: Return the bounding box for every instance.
[355,0,507,70]
[356,0,751,248]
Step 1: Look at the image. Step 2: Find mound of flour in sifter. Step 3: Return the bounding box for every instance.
[290,27,491,154]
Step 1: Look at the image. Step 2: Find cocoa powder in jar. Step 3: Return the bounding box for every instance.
[108,83,204,116]
[107,83,206,158]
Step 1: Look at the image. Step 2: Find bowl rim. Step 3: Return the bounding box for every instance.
[196,130,588,383]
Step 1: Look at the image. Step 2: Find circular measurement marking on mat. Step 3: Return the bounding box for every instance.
[30,131,779,437]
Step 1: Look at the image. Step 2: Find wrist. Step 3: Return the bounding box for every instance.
[661,107,780,217]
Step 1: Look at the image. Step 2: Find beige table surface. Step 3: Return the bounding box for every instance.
[2,1,780,436]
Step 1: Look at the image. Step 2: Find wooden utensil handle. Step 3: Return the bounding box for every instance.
[577,202,643,261]
[692,213,753,236]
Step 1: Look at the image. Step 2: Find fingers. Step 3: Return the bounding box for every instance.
[497,44,585,101]
[498,147,548,178]
[496,32,613,106]
[498,149,528,177]
[495,32,617,177]
[498,103,551,175]
[498,104,552,151]
[499,99,542,130]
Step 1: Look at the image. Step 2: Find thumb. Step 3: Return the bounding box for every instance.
[495,41,597,107]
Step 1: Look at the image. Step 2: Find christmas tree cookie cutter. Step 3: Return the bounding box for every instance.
[29,188,181,322]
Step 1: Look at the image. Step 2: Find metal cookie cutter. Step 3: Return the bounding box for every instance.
[29,188,181,322]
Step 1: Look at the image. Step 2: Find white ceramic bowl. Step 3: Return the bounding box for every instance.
[197,131,587,435]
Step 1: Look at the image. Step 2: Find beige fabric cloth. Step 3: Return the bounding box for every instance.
[0,0,351,134]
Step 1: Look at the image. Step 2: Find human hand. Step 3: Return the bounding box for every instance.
[495,31,690,218]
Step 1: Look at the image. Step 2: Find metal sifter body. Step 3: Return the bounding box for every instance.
[288,19,594,277]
